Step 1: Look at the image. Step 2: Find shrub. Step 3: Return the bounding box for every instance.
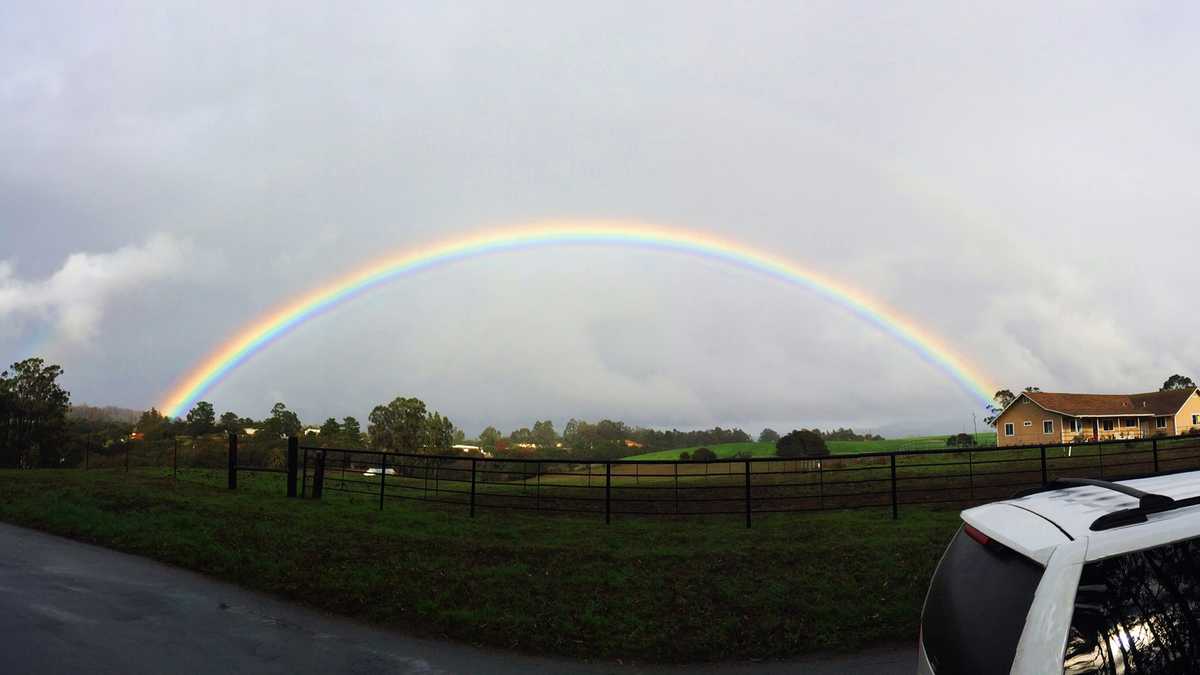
[945,433,976,448]
[691,447,717,462]
[679,451,691,461]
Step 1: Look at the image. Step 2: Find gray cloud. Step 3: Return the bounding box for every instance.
[0,234,188,343]
[2,2,1199,435]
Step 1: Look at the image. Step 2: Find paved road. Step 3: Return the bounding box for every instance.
[0,522,914,674]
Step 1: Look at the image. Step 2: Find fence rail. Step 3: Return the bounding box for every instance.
[47,431,1200,527]
[287,433,1200,526]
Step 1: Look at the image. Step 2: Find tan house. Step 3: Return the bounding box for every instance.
[995,388,1200,447]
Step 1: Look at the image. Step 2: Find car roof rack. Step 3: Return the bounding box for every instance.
[1014,477,1199,531]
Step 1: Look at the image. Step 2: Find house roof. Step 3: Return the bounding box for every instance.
[1020,388,1197,417]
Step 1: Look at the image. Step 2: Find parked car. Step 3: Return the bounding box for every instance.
[362,467,397,477]
[919,472,1200,674]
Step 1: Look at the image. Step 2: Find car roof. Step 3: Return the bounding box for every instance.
[963,471,1200,564]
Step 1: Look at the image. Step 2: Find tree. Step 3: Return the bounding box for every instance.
[758,428,780,443]
[185,401,216,436]
[478,426,501,450]
[218,411,241,435]
[136,407,173,439]
[509,427,533,444]
[775,429,828,458]
[341,416,363,447]
[426,412,454,453]
[262,402,301,438]
[983,389,1017,427]
[532,420,557,448]
[1162,374,1197,391]
[368,397,429,453]
[0,358,71,468]
[319,417,342,437]
[452,428,466,444]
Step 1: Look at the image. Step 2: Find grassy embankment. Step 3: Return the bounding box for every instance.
[626,432,998,461]
[0,468,958,663]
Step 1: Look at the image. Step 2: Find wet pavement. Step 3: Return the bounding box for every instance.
[0,522,913,674]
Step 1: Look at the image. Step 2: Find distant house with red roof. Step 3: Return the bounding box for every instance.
[995,388,1200,447]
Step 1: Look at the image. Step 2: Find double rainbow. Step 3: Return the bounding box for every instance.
[161,220,995,417]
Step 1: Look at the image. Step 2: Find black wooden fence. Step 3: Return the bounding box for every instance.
[242,434,1200,527]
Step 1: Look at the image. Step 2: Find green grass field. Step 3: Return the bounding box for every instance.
[626,432,998,460]
[0,468,959,663]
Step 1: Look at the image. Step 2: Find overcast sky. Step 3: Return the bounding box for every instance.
[3,2,1198,436]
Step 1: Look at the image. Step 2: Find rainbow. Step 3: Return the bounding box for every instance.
[161,220,996,417]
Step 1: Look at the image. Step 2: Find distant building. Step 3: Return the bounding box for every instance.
[995,388,1200,447]
[623,439,644,449]
[302,427,321,436]
[242,427,260,437]
[452,444,493,458]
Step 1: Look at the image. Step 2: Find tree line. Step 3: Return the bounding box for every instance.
[1,355,895,469]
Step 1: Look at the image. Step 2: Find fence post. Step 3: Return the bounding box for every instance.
[379,453,387,511]
[1153,438,1159,474]
[300,446,309,497]
[84,441,89,470]
[674,462,679,513]
[744,460,752,529]
[1040,445,1047,485]
[818,460,824,509]
[889,454,898,520]
[536,461,542,510]
[604,462,612,524]
[1098,442,1104,479]
[125,443,130,473]
[312,450,325,500]
[286,436,298,497]
[967,450,974,501]
[227,433,238,490]
[470,458,477,518]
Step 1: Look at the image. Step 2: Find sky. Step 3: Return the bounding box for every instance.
[2,2,1199,437]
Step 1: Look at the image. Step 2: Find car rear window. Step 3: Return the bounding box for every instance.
[921,526,1045,675]
[1063,535,1200,673]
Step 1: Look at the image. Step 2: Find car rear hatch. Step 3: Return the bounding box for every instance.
[920,504,1072,674]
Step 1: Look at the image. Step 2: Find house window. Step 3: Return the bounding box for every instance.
[1103,420,1114,431]
[1004,423,1014,436]
[1068,418,1082,433]
[1194,415,1199,425]
[1024,421,1033,427]
[1123,418,1137,427]
[1157,417,1168,429]
[1043,420,1054,434]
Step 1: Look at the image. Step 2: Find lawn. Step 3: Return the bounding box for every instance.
[0,468,960,663]
[626,432,997,460]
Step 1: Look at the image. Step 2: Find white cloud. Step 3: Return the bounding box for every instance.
[0,234,188,343]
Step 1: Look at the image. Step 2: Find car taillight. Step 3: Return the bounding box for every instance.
[964,523,990,545]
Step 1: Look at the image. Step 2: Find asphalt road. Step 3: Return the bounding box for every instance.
[0,522,914,674]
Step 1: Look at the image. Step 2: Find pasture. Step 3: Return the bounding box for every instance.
[625,432,998,460]
[0,468,957,662]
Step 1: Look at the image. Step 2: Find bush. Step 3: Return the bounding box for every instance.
[945,433,976,448]
[776,429,829,458]
[691,447,717,462]
[679,451,691,461]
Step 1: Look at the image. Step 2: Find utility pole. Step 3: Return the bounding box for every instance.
[972,412,978,438]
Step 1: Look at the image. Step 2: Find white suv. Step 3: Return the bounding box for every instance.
[918,472,1200,674]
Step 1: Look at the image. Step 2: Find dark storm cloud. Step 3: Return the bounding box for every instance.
[2,2,1199,435]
